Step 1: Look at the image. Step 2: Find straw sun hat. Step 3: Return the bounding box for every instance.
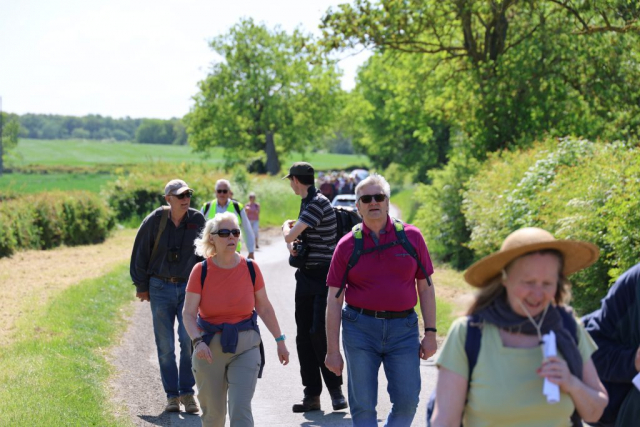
[464,227,600,288]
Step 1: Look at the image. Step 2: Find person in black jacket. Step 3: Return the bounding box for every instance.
[130,179,205,414]
[584,263,640,427]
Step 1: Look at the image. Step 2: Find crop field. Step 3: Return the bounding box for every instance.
[11,138,370,170]
[0,172,113,194]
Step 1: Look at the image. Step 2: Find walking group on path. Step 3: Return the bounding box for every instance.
[129,161,640,427]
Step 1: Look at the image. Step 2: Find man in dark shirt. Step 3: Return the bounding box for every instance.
[130,179,205,414]
[584,262,640,426]
[282,162,347,413]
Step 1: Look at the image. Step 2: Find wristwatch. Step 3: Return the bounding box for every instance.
[424,327,437,334]
[275,334,286,342]
[192,337,204,347]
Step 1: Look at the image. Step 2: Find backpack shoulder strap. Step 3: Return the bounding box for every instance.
[391,217,432,286]
[558,307,578,342]
[200,259,208,289]
[465,314,483,381]
[150,206,170,264]
[232,200,242,216]
[246,258,256,287]
[202,201,212,217]
[335,224,364,298]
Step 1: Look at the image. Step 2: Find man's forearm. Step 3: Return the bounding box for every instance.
[418,278,437,329]
[326,288,343,353]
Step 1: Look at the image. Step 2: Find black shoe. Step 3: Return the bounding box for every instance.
[292,395,321,413]
[329,389,348,411]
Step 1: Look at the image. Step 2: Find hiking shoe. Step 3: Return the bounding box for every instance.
[180,394,200,414]
[292,395,321,412]
[329,388,348,411]
[165,397,180,412]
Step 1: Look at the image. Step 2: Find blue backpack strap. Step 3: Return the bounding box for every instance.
[465,314,482,379]
[391,218,433,286]
[335,224,364,298]
[246,258,256,287]
[200,259,208,289]
[427,315,483,426]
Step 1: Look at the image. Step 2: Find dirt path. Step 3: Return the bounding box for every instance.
[0,228,137,346]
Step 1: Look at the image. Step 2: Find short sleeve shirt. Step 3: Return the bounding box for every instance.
[327,216,434,311]
[298,186,337,267]
[437,316,598,427]
[186,257,265,325]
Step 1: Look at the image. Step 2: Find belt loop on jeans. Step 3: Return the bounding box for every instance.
[346,304,414,319]
[152,275,186,284]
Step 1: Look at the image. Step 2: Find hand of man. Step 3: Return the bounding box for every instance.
[247,252,255,260]
[420,332,438,360]
[282,219,295,232]
[325,351,344,376]
[136,291,150,302]
[635,345,640,372]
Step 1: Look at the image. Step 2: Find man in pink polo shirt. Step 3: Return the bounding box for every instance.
[325,173,438,427]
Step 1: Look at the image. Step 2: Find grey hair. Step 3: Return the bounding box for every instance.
[215,179,232,191]
[194,212,239,258]
[355,173,391,199]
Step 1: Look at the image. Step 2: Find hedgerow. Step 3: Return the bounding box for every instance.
[0,191,115,258]
[463,137,640,313]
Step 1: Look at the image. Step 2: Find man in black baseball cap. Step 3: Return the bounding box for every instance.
[282,161,315,179]
[281,162,347,413]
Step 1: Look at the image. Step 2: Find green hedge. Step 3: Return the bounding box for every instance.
[0,191,115,257]
[102,163,300,228]
[463,137,640,313]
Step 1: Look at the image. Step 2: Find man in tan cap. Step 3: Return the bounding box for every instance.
[130,179,205,414]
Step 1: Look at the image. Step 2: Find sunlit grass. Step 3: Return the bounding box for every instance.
[0,264,133,427]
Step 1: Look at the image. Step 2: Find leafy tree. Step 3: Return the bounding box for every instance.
[1,112,21,175]
[186,18,342,175]
[322,0,640,157]
[135,119,175,145]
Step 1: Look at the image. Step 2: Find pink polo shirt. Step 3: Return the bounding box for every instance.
[327,216,434,311]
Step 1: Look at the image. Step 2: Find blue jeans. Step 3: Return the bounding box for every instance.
[342,305,421,427]
[149,277,195,398]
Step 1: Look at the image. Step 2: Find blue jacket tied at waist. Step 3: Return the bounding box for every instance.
[197,311,265,378]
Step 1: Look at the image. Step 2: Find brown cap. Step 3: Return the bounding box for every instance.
[464,227,600,287]
[282,162,314,179]
[164,179,192,196]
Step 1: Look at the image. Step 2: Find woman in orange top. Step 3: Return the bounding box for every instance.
[183,212,289,427]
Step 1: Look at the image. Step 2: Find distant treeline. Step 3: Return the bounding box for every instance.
[15,113,187,145]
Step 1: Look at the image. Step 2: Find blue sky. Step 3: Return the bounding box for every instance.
[0,0,370,119]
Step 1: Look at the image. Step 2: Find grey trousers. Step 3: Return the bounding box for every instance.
[192,330,262,427]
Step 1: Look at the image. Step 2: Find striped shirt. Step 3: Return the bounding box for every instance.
[298,186,337,267]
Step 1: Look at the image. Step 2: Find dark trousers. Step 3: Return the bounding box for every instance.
[294,267,343,396]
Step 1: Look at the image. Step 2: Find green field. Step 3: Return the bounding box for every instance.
[12,138,370,170]
[0,172,114,194]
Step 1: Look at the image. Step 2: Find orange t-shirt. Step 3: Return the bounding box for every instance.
[186,257,265,325]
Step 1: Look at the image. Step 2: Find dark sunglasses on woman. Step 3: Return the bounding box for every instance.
[211,229,241,238]
[358,194,387,203]
[173,190,193,200]
[217,189,229,194]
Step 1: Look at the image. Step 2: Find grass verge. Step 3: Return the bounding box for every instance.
[391,186,420,223]
[0,263,133,427]
[0,172,114,194]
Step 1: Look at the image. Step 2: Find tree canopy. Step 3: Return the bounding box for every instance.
[185,19,343,175]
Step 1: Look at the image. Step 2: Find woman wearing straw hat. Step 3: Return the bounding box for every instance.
[431,227,608,426]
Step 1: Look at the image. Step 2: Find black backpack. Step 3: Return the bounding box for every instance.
[426,309,579,426]
[333,206,362,244]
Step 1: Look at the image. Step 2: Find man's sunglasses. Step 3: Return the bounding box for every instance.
[358,194,387,204]
[211,229,241,238]
[172,190,193,200]
[216,189,229,194]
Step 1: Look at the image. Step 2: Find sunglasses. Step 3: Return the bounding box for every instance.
[172,190,193,200]
[358,194,387,204]
[211,229,241,238]
[216,189,229,194]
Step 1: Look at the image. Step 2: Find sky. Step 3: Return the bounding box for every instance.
[0,0,370,120]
